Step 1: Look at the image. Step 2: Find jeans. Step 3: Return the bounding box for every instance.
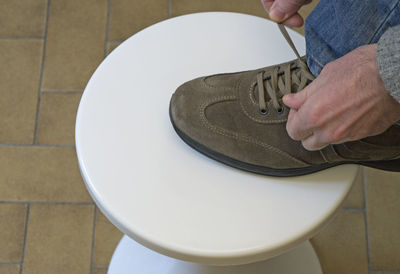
[305,0,400,77]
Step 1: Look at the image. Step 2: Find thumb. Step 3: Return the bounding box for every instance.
[269,0,305,22]
[283,87,309,110]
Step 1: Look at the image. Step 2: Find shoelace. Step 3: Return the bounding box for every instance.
[257,24,315,114]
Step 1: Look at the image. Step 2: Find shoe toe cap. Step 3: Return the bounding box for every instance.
[170,75,235,130]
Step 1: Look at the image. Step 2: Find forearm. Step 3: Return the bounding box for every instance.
[377,25,400,104]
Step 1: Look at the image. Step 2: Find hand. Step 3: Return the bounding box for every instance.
[261,0,312,27]
[283,44,400,151]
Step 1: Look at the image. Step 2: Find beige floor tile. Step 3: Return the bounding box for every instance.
[93,208,123,266]
[0,204,27,262]
[365,168,400,270]
[342,167,364,209]
[107,42,121,56]
[93,268,108,274]
[42,0,107,91]
[311,210,368,274]
[0,40,43,144]
[0,264,20,274]
[293,0,319,35]
[171,0,268,19]
[0,146,92,202]
[109,0,168,41]
[170,0,320,36]
[23,204,94,274]
[0,0,47,38]
[369,270,400,274]
[36,93,82,145]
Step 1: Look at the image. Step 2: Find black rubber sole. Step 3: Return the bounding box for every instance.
[169,104,400,177]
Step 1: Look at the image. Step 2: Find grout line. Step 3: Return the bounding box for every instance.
[41,90,83,94]
[33,0,51,145]
[32,91,42,144]
[104,0,111,57]
[0,143,75,148]
[90,207,98,274]
[0,201,94,205]
[0,262,21,265]
[167,0,171,18]
[20,204,30,274]
[362,167,372,270]
[0,37,44,41]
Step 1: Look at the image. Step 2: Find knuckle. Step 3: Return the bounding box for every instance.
[286,122,297,139]
[352,67,364,84]
[331,126,346,142]
[308,109,322,128]
[302,140,314,151]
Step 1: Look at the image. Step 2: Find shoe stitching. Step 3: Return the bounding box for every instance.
[342,141,400,161]
[249,81,258,105]
[340,143,373,160]
[239,75,288,124]
[202,73,286,123]
[357,139,400,149]
[319,150,329,163]
[199,96,307,166]
[320,145,346,163]
[200,71,285,123]
[201,77,235,90]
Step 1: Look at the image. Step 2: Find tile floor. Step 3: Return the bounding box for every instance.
[0,0,399,273]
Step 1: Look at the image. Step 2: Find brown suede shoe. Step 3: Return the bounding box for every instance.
[169,24,400,177]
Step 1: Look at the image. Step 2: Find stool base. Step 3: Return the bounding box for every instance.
[108,236,323,274]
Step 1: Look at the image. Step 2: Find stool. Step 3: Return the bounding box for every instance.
[75,12,358,274]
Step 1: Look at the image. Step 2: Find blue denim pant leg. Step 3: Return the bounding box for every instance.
[304,0,400,77]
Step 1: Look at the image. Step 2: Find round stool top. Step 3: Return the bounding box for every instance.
[76,12,358,265]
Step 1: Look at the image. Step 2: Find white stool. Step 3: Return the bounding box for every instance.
[75,12,358,274]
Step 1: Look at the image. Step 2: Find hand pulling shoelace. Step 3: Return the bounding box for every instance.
[257,24,315,114]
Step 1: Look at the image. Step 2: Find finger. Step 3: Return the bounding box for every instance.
[281,13,304,27]
[261,0,311,11]
[301,124,336,151]
[301,132,329,151]
[262,1,305,26]
[286,107,314,141]
[261,0,274,11]
[283,85,310,110]
[269,0,306,22]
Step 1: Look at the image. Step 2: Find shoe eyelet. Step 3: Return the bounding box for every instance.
[259,108,268,115]
[276,106,284,115]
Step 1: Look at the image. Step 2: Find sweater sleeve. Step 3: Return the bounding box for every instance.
[377,25,400,103]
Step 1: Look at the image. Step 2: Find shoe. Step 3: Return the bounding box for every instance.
[169,24,400,177]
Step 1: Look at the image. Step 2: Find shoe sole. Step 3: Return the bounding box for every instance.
[169,104,400,177]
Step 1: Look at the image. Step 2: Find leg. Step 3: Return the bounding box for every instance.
[305,0,400,76]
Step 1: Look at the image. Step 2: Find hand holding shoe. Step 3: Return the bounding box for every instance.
[261,0,312,27]
[284,44,400,151]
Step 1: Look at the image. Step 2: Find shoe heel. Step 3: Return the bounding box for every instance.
[360,159,400,172]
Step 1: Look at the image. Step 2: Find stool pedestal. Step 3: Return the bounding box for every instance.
[108,236,322,274]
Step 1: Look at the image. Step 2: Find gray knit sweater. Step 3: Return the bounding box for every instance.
[377,25,400,103]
